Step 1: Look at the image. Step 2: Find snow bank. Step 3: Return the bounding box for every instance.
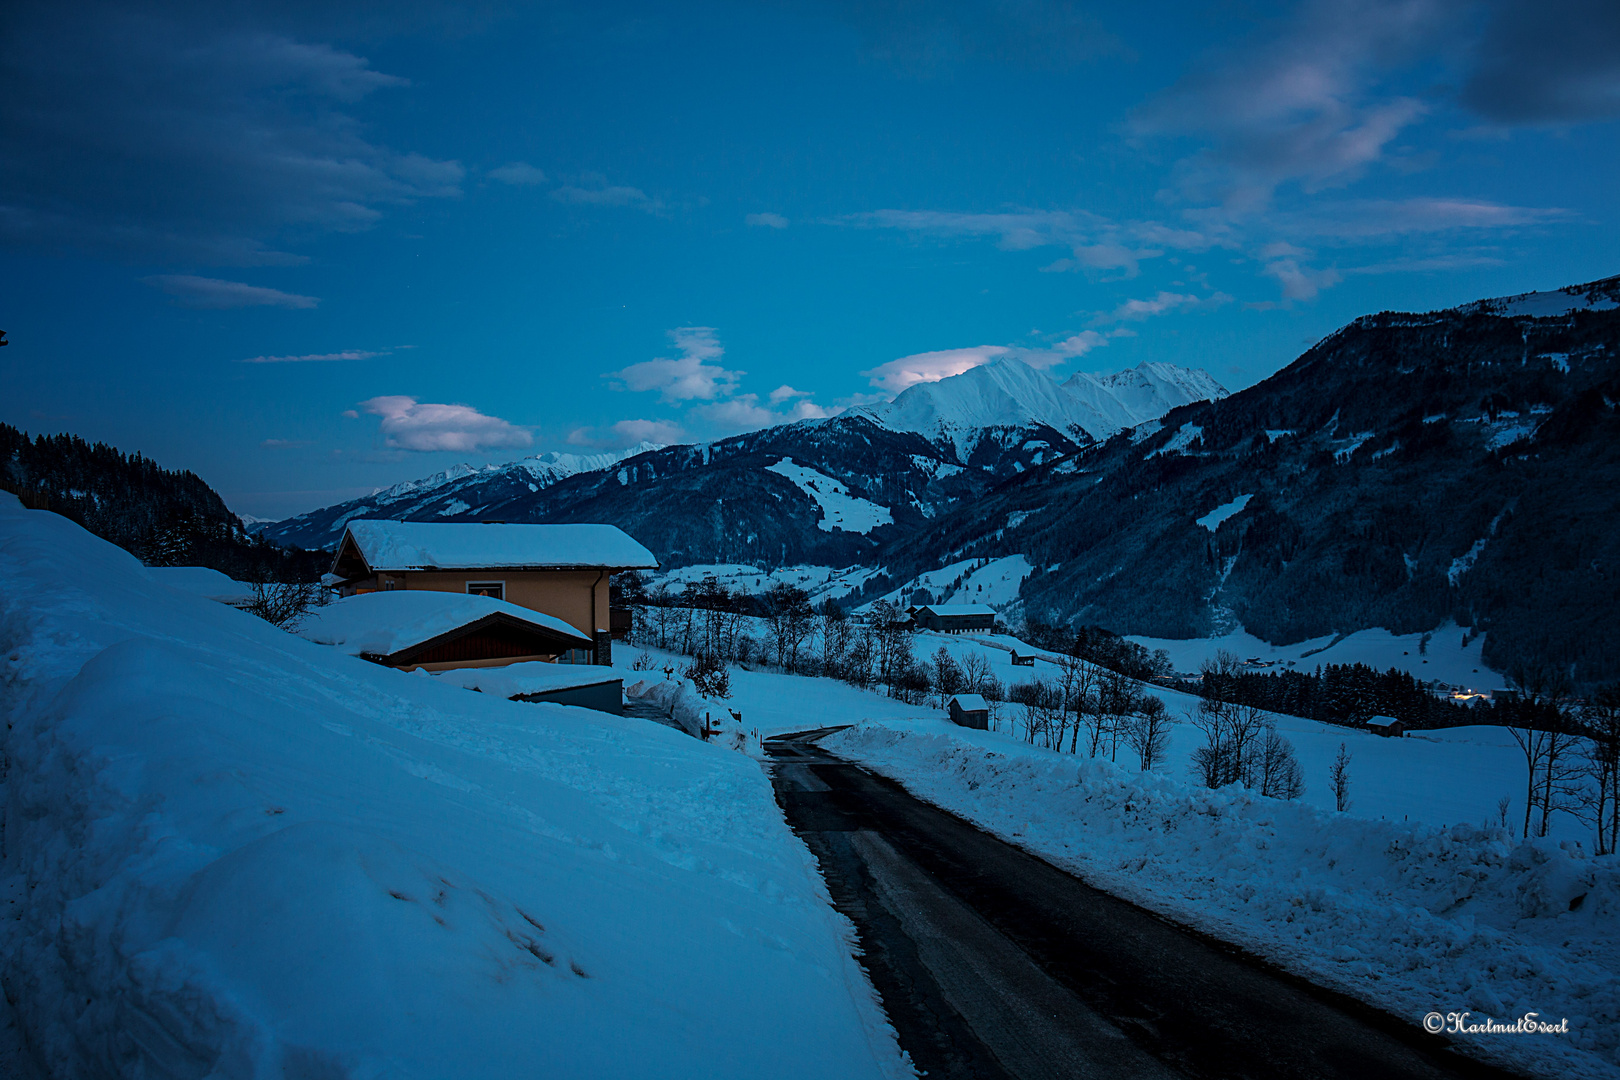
[143,565,254,605]
[0,495,904,1080]
[825,720,1619,1080]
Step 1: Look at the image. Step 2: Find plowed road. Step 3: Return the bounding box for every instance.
[766,728,1519,1080]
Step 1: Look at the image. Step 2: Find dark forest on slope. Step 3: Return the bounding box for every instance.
[1,424,326,582]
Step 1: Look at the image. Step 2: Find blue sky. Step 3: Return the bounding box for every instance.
[2,0,1617,518]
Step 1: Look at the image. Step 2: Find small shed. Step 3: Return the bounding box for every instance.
[911,604,996,634]
[1367,715,1406,737]
[297,591,593,671]
[432,661,624,715]
[947,693,990,730]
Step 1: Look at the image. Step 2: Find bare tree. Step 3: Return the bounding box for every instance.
[1506,664,1576,838]
[1329,743,1352,812]
[1253,725,1304,799]
[1577,687,1620,855]
[1124,696,1175,771]
[243,579,324,629]
[932,646,966,709]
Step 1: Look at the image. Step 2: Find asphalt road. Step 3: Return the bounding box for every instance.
[766,727,1521,1080]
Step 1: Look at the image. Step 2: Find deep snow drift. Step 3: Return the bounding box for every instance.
[825,720,1619,1080]
[0,495,905,1079]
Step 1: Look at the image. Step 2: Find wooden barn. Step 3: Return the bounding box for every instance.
[909,604,996,634]
[297,591,594,672]
[1366,715,1407,737]
[947,693,990,730]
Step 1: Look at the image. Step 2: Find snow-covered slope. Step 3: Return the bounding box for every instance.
[1462,275,1620,318]
[0,494,904,1079]
[856,357,1226,461]
[259,442,664,549]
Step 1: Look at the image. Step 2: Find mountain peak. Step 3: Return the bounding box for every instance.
[858,356,1226,460]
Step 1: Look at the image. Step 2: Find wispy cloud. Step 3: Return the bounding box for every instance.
[1101,291,1233,322]
[746,212,789,228]
[609,327,743,402]
[552,176,661,213]
[0,10,461,263]
[357,395,532,452]
[567,418,687,449]
[241,349,384,363]
[488,162,547,185]
[144,275,318,309]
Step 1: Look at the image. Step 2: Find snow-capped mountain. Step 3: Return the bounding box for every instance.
[880,273,1620,685]
[855,358,1226,461]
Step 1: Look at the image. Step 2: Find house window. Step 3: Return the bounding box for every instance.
[557,648,592,665]
[466,581,504,600]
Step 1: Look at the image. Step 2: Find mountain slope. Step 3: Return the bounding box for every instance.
[882,274,1620,684]
[263,443,661,550]
[263,361,1225,556]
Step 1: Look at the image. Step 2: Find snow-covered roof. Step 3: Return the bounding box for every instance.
[918,604,996,617]
[296,591,590,659]
[340,520,658,572]
[432,660,624,698]
[145,566,255,605]
[1367,715,1402,728]
[949,694,989,712]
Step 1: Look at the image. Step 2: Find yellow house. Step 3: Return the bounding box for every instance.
[330,521,658,665]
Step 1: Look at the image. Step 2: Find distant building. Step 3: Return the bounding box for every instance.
[330,521,658,665]
[947,693,990,730]
[909,604,996,634]
[1366,715,1406,737]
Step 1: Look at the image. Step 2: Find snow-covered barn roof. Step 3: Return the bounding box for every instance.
[336,520,658,574]
[917,604,996,617]
[297,591,590,662]
[949,693,989,712]
[1367,715,1402,728]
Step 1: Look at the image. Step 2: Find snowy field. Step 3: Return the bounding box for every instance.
[646,561,884,603]
[1130,619,1495,688]
[0,495,906,1080]
[870,554,1033,609]
[825,719,1619,1080]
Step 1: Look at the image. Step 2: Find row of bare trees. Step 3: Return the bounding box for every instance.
[997,654,1177,770]
[1189,652,1304,799]
[1503,665,1620,852]
[630,580,995,705]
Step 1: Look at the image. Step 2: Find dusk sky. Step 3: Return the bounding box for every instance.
[2,0,1617,518]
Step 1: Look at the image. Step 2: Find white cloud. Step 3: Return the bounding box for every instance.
[143,275,318,309]
[358,395,532,452]
[488,162,547,186]
[609,327,744,402]
[769,384,811,404]
[746,212,789,228]
[240,349,384,363]
[862,345,1012,393]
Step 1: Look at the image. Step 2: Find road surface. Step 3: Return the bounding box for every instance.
[766,727,1519,1080]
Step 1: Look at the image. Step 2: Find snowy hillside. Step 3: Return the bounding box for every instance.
[855,357,1227,460]
[0,494,904,1079]
[260,442,663,548]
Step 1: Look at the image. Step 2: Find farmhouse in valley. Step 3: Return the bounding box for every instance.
[909,603,996,634]
[330,520,658,665]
